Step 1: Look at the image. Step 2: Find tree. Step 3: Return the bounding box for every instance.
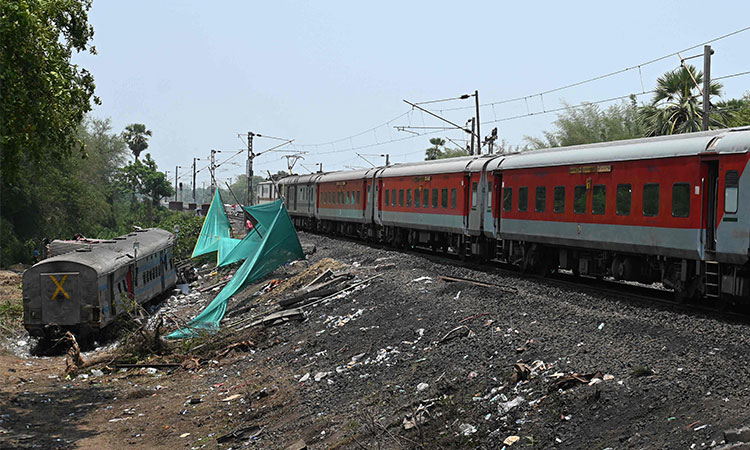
[716,92,750,128]
[116,154,173,221]
[639,65,727,136]
[424,137,470,160]
[123,123,152,160]
[425,138,446,160]
[526,98,643,149]
[0,0,99,183]
[1,117,128,266]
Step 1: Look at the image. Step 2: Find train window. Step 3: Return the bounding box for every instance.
[415,189,421,208]
[385,190,390,206]
[406,189,412,207]
[441,188,448,208]
[574,186,586,214]
[535,186,546,212]
[616,184,632,215]
[486,183,492,212]
[432,188,438,208]
[553,186,565,213]
[471,182,478,209]
[592,185,606,214]
[725,170,739,214]
[451,188,457,209]
[503,187,512,211]
[672,183,690,217]
[356,191,360,205]
[423,189,429,208]
[518,187,528,212]
[643,184,659,216]
[398,189,404,207]
[392,189,397,206]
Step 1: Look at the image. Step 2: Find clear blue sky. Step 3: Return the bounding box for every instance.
[74,1,750,187]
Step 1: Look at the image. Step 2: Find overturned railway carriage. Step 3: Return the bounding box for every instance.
[23,228,177,340]
[279,127,750,302]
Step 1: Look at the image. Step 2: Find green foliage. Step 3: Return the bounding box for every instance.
[0,0,99,183]
[425,138,446,160]
[525,98,643,149]
[0,117,128,266]
[639,64,727,136]
[156,212,205,261]
[122,123,152,160]
[116,153,173,205]
[716,92,750,128]
[425,138,470,160]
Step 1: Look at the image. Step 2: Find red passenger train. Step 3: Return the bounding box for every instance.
[279,127,750,302]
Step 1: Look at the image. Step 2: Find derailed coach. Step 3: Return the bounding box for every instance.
[22,228,177,343]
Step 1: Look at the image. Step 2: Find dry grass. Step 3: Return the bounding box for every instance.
[0,270,24,337]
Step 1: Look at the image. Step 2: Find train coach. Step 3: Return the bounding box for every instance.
[278,126,750,302]
[22,228,177,342]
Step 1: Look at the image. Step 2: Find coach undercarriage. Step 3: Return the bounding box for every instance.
[291,214,749,304]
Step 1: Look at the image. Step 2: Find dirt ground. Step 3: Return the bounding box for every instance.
[2,232,750,449]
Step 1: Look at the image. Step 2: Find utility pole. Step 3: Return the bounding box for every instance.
[209,150,217,197]
[192,158,200,203]
[246,132,255,205]
[174,166,179,201]
[702,45,713,131]
[474,90,481,155]
[316,163,323,173]
[384,154,390,166]
[467,118,475,156]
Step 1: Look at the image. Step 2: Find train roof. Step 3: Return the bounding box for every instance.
[376,156,481,178]
[317,168,379,183]
[496,127,750,170]
[28,228,174,276]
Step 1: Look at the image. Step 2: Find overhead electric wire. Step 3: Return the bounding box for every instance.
[293,110,411,148]
[437,25,750,113]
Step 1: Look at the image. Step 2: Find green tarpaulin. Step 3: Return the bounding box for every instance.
[167,199,304,339]
[216,201,284,267]
[191,190,234,260]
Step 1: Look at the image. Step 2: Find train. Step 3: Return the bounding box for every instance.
[277,127,750,302]
[22,228,177,342]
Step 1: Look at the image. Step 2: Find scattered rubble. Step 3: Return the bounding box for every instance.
[2,232,750,449]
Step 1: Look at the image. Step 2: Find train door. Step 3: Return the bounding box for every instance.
[467,172,484,234]
[376,179,384,224]
[491,172,502,236]
[702,159,719,255]
[462,174,472,229]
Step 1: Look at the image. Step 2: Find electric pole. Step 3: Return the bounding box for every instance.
[703,45,713,131]
[209,150,217,196]
[192,158,200,203]
[467,118,475,155]
[174,166,182,201]
[474,90,481,155]
[246,132,254,205]
[316,163,323,173]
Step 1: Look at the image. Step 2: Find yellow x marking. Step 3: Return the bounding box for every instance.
[50,275,70,300]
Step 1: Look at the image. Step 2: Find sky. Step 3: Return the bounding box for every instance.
[73,1,750,188]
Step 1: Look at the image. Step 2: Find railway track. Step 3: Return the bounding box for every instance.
[301,230,750,324]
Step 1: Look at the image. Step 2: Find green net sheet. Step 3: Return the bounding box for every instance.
[167,200,304,339]
[191,190,233,259]
[217,200,284,267]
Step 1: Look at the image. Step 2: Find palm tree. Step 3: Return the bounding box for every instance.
[639,65,727,136]
[425,137,446,160]
[123,123,152,160]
